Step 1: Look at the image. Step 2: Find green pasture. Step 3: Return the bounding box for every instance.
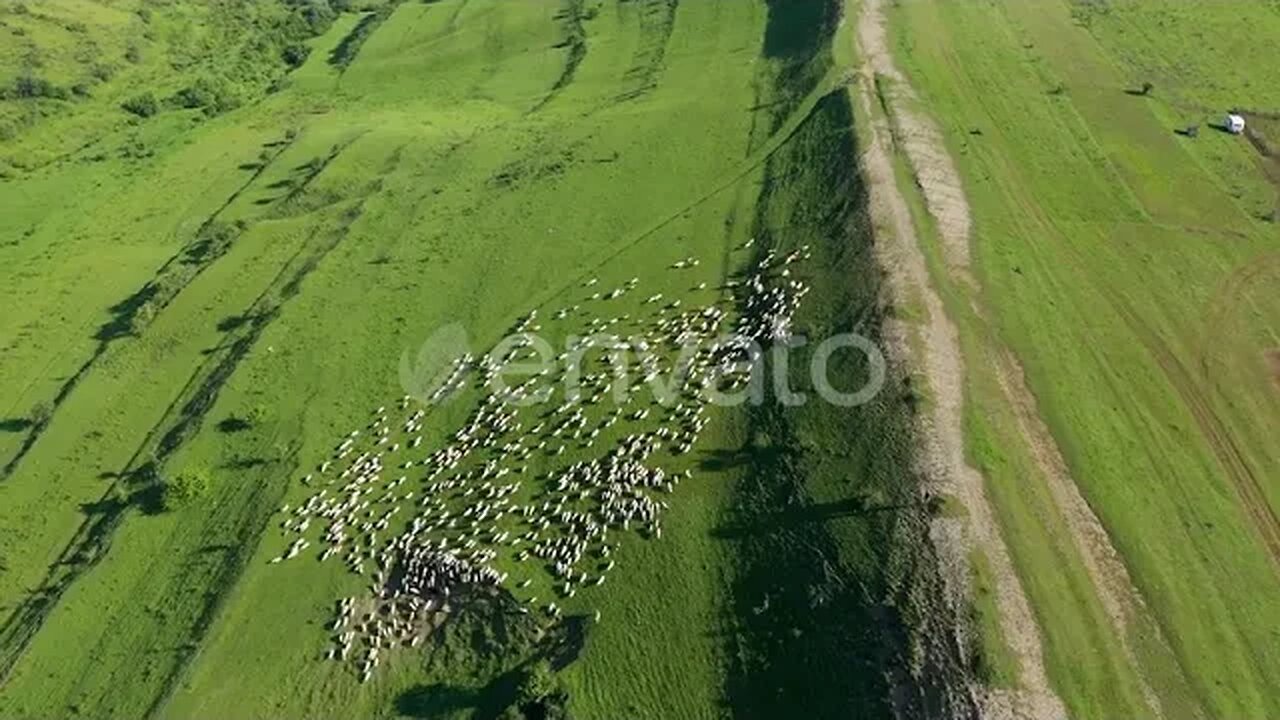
[0,1,951,718]
[887,0,1280,718]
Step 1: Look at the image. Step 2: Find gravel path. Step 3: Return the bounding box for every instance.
[851,2,1066,717]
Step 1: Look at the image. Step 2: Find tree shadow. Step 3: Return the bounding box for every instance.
[698,443,790,473]
[128,484,166,515]
[544,615,588,671]
[217,314,249,332]
[395,666,527,720]
[395,683,480,718]
[710,496,911,539]
[216,416,252,433]
[0,417,33,432]
[393,596,589,719]
[79,495,127,517]
[95,283,159,341]
[224,456,269,470]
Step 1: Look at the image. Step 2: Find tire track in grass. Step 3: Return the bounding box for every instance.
[988,342,1187,720]
[1114,297,1280,571]
[853,1,971,277]
[0,141,391,691]
[0,135,297,483]
[1198,251,1280,387]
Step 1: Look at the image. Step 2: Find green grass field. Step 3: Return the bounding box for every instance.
[5,0,1275,718]
[0,1,972,718]
[885,0,1280,718]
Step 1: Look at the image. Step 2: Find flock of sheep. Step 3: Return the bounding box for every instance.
[272,243,811,680]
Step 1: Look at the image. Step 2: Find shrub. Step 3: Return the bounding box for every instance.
[119,135,153,160]
[517,661,558,705]
[90,63,115,82]
[183,219,241,262]
[281,41,310,68]
[121,91,159,117]
[295,1,337,36]
[216,416,252,433]
[162,471,210,510]
[124,43,142,64]
[29,401,52,428]
[173,76,240,116]
[246,404,269,425]
[10,74,70,100]
[503,661,573,719]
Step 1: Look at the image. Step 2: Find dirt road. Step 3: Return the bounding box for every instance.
[852,1,1063,717]
[850,1,1189,718]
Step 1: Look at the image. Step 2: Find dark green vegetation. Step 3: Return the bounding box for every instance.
[0,1,964,719]
[721,88,968,717]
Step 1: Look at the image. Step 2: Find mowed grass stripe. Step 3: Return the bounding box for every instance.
[0,136,399,716]
[889,0,1280,716]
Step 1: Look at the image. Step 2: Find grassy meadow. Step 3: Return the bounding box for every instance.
[0,1,962,719]
[885,0,1280,718]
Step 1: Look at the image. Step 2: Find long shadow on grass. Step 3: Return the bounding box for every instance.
[711,496,915,539]
[0,145,389,699]
[719,23,978,715]
[0,134,297,484]
[0,418,33,433]
[395,597,584,719]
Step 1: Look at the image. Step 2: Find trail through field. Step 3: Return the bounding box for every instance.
[854,2,1189,719]
[1126,293,1280,571]
[852,3,1061,717]
[855,6,971,276]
